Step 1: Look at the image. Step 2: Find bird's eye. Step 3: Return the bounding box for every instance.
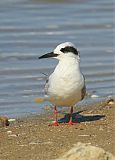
[60,46,79,55]
[60,48,64,52]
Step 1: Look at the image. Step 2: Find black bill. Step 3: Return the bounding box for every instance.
[39,52,59,59]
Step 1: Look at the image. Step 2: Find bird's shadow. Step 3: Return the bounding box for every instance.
[58,110,105,123]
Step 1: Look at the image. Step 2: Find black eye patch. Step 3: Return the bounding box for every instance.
[60,46,78,55]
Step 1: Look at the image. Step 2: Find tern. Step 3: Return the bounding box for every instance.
[35,42,86,126]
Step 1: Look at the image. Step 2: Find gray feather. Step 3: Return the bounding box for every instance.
[44,79,49,95]
[81,74,86,100]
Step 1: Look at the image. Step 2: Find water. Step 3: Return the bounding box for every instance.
[0,0,114,118]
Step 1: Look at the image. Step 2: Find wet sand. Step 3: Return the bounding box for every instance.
[0,100,115,160]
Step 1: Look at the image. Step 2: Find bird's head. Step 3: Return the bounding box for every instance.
[39,42,80,61]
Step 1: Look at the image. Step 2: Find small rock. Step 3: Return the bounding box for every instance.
[8,118,16,122]
[7,130,12,134]
[29,140,42,145]
[107,99,114,105]
[55,142,115,160]
[78,134,90,137]
[91,94,99,98]
[19,144,28,147]
[0,116,9,127]
[99,126,104,131]
[43,141,52,145]
[8,134,17,137]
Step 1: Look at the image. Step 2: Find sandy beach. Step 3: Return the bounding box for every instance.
[0,99,114,160]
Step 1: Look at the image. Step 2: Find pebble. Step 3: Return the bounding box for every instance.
[107,98,114,105]
[8,134,17,137]
[99,126,104,131]
[19,144,28,147]
[0,116,9,127]
[8,119,16,122]
[78,134,90,137]
[91,94,99,98]
[108,101,114,105]
[7,130,12,134]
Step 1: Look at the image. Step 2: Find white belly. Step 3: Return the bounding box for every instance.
[45,57,85,107]
[47,71,84,107]
[49,89,82,107]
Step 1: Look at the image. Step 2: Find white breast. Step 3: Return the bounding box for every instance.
[46,57,84,107]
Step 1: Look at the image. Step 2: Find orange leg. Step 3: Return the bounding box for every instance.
[67,106,78,125]
[53,106,59,126]
[48,106,59,126]
[68,106,73,125]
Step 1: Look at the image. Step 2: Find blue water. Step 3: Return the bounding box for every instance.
[0,0,114,117]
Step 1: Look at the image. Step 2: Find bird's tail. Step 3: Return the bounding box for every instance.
[34,97,45,103]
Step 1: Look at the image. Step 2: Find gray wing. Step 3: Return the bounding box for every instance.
[44,79,49,95]
[81,74,86,100]
[81,84,86,100]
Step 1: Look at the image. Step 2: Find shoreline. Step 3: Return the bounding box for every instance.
[0,99,115,160]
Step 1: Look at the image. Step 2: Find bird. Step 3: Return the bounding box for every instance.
[35,42,86,126]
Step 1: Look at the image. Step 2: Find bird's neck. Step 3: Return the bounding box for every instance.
[60,57,80,67]
[55,57,81,74]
